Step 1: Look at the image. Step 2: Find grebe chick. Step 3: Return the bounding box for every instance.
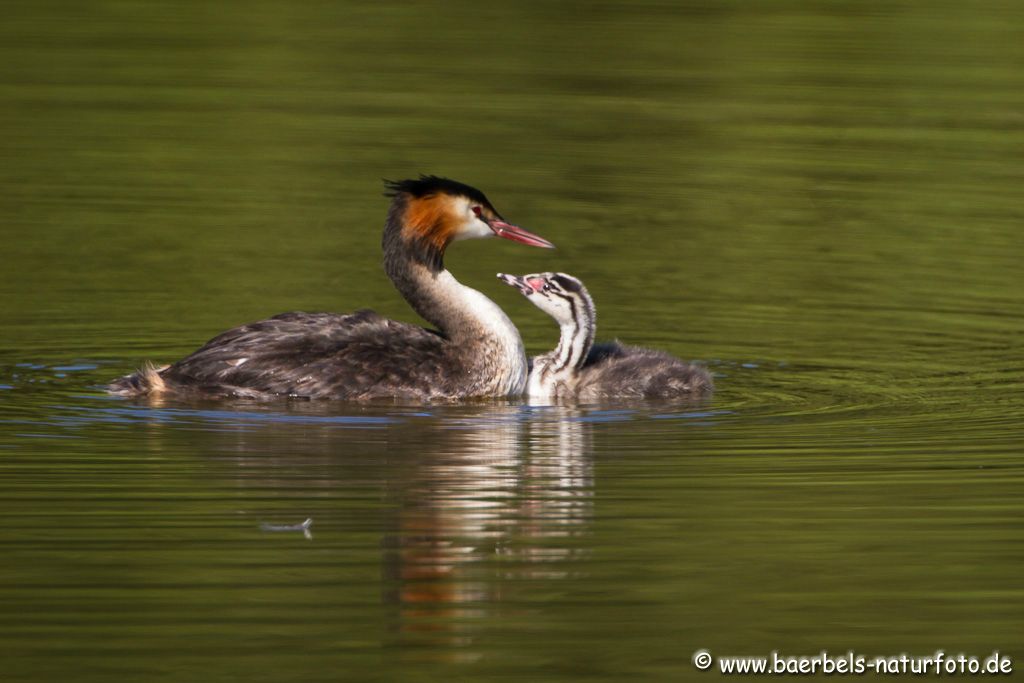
[109,177,554,401]
[497,272,713,401]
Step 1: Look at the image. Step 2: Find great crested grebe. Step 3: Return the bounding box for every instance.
[498,272,713,400]
[109,177,554,400]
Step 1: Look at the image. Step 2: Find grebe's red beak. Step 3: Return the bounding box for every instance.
[489,220,555,249]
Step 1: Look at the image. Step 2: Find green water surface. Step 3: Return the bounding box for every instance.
[1,2,1022,681]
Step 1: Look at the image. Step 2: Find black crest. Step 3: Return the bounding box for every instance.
[383,175,493,209]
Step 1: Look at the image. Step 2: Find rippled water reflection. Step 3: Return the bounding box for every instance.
[2,0,1023,681]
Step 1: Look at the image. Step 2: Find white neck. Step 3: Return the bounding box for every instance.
[396,264,527,397]
[437,270,528,395]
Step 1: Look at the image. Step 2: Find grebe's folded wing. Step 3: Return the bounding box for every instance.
[161,310,454,399]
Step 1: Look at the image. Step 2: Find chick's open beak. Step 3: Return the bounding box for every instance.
[497,273,535,296]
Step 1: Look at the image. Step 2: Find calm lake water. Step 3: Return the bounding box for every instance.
[2,2,1022,681]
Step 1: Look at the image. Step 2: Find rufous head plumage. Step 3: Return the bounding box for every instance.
[384,176,553,268]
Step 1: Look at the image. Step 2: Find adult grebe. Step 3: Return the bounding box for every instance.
[109,177,554,400]
[497,272,713,400]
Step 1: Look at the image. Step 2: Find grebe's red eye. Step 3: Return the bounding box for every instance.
[472,206,483,218]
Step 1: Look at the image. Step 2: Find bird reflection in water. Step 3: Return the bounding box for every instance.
[119,396,595,661]
[382,404,593,658]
